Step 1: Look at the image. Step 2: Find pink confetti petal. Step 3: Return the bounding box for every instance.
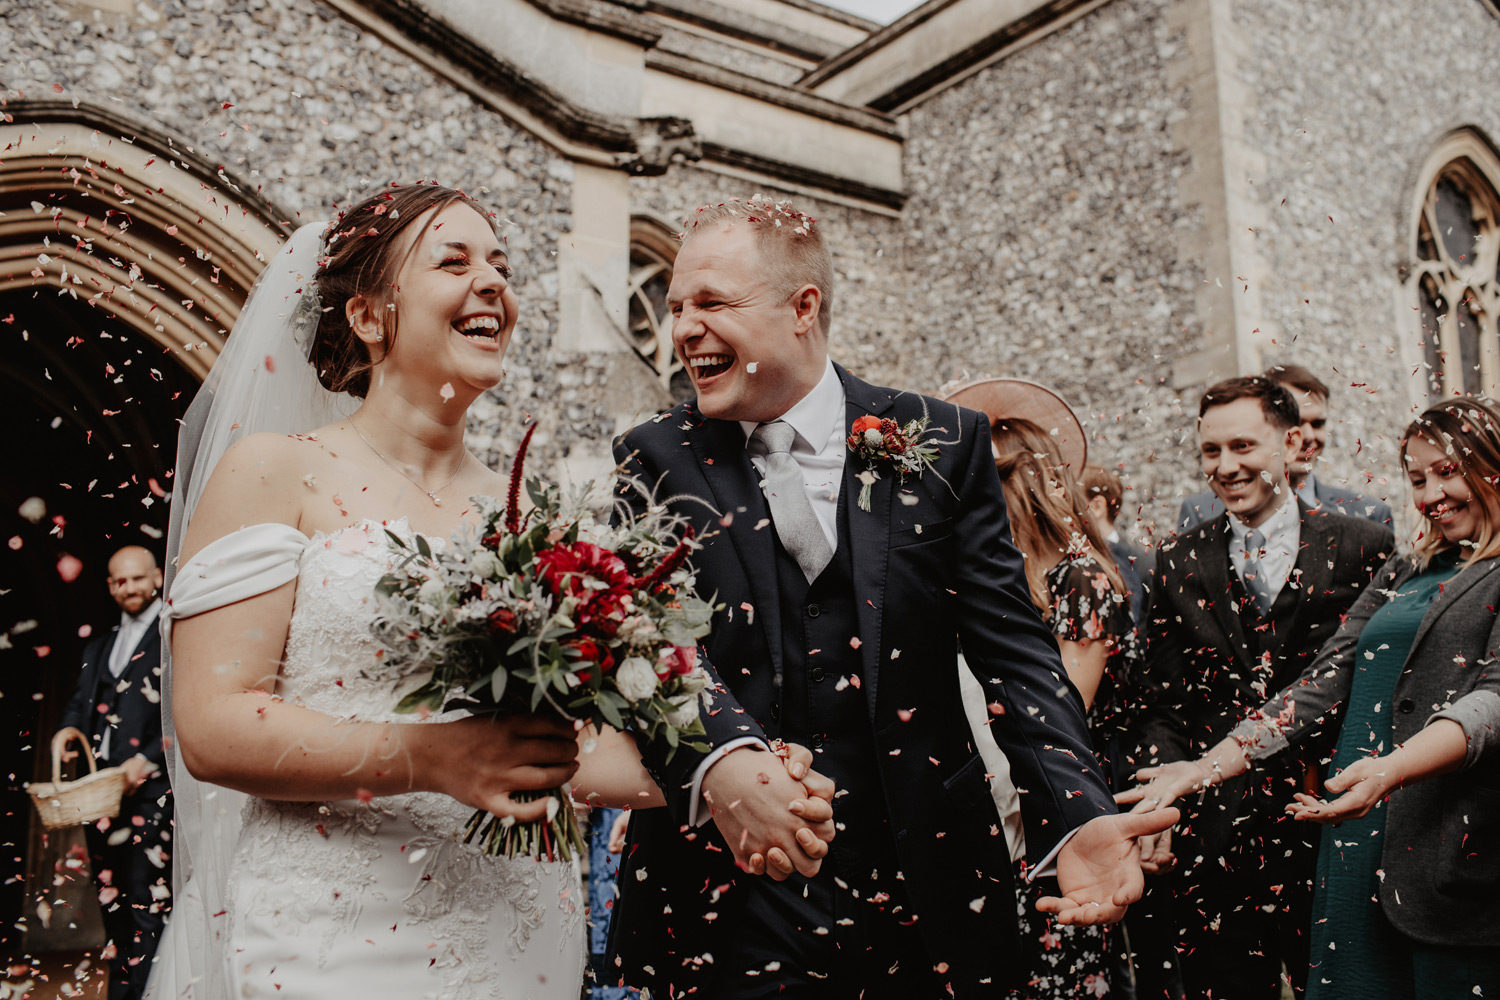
[56,554,83,582]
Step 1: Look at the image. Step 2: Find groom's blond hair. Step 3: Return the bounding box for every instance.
[681,196,834,339]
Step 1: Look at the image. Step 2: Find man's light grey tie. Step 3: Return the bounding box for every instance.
[750,420,834,582]
[1242,527,1274,614]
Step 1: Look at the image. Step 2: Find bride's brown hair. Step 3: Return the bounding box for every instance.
[310,183,499,397]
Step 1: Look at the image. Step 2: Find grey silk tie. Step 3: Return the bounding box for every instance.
[1242,527,1274,614]
[750,420,834,582]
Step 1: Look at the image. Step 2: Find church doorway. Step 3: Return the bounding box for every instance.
[0,104,284,980]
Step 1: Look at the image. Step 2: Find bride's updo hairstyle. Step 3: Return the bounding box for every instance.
[310,183,499,397]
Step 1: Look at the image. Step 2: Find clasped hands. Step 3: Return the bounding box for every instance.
[702,743,837,881]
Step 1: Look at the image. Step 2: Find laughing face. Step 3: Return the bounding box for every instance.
[1197,396,1303,529]
[666,222,824,423]
[1404,434,1486,545]
[370,202,518,399]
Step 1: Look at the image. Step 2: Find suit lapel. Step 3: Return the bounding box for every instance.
[687,416,785,688]
[1199,517,1254,674]
[837,367,898,721]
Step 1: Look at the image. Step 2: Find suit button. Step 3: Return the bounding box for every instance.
[811,667,826,683]
[1397,698,1415,714]
[807,603,822,618]
[811,733,826,749]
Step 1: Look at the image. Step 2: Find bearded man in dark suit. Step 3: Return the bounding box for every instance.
[607,198,1176,1000]
[59,545,172,1000]
[1129,377,1392,999]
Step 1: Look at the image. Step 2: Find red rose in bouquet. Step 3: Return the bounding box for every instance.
[537,541,634,637]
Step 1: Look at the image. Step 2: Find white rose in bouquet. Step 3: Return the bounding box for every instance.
[664,694,702,728]
[679,669,709,695]
[615,657,660,701]
[417,577,451,608]
[469,549,502,579]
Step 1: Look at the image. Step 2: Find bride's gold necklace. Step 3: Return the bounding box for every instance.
[350,418,466,507]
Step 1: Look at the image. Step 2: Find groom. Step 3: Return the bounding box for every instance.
[608,198,1174,998]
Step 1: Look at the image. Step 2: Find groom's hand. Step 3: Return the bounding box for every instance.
[1036,807,1179,925]
[703,746,835,880]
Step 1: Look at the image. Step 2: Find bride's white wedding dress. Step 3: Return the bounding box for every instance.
[159,518,585,999]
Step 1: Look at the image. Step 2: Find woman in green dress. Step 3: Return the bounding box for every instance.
[1121,395,1500,1000]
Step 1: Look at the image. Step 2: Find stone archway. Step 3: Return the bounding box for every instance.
[0,102,286,965]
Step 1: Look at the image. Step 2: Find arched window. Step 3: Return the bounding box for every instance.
[628,217,694,402]
[1408,132,1500,399]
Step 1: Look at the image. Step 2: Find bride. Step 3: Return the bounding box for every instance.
[150,185,833,999]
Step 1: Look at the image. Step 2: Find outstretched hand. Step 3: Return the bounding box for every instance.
[1037,807,1179,925]
[1113,760,1206,874]
[1287,756,1394,824]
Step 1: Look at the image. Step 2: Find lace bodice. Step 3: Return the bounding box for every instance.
[281,518,441,719]
[165,520,584,999]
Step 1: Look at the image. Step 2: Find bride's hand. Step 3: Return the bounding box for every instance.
[427,714,580,823]
[746,742,837,878]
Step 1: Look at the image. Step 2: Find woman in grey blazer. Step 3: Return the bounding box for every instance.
[1122,395,1500,1000]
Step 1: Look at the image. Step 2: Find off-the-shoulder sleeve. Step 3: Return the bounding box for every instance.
[167,522,308,622]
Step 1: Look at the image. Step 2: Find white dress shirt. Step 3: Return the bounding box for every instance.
[101,598,160,759]
[1228,497,1300,605]
[109,598,162,678]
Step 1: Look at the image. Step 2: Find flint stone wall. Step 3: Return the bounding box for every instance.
[1230,0,1500,535]
[4,0,586,473]
[897,0,1199,537]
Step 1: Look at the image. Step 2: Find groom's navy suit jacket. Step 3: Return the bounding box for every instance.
[59,615,170,805]
[608,366,1115,992]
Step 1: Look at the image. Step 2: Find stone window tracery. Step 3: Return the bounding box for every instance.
[1409,133,1500,399]
[628,217,694,403]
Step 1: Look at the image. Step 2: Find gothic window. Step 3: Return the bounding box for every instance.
[628,218,694,402]
[1410,135,1500,399]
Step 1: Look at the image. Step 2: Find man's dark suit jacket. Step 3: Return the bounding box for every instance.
[60,614,168,794]
[1132,505,1392,858]
[608,365,1115,992]
[1177,476,1393,532]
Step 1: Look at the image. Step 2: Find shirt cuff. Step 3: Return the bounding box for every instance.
[1024,825,1082,882]
[687,737,769,827]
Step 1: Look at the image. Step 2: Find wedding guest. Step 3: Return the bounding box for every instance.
[989,406,1132,999]
[1128,376,1392,1000]
[1178,364,1393,531]
[58,546,171,1000]
[1080,464,1153,627]
[609,199,1176,999]
[1070,468,1180,1000]
[1124,394,1500,1000]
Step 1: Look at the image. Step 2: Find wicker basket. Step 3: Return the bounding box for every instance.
[27,728,127,830]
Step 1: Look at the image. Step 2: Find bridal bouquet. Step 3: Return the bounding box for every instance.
[371,424,713,861]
